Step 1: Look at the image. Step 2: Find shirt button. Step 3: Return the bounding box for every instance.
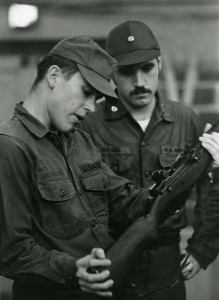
[91,219,98,228]
[141,141,146,146]
[130,283,136,287]
[144,171,151,177]
[112,165,118,172]
[102,180,107,189]
[78,187,82,196]
[60,189,66,197]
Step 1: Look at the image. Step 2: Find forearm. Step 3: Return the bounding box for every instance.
[188,172,219,269]
[0,240,77,286]
[99,159,151,231]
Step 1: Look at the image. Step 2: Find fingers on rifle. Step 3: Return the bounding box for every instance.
[200,134,219,156]
[79,277,113,290]
[91,248,106,259]
[79,277,114,297]
[77,268,112,287]
[204,123,212,133]
[81,285,113,298]
[89,258,111,268]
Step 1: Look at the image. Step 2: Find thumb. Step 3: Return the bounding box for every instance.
[91,248,106,259]
[204,123,212,133]
[180,248,187,256]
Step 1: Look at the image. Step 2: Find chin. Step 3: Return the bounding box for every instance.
[132,95,151,102]
[133,100,151,107]
[58,123,75,132]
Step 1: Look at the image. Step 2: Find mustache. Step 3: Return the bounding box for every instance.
[130,87,151,96]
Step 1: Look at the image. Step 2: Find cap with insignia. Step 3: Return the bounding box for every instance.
[50,36,117,99]
[106,20,160,66]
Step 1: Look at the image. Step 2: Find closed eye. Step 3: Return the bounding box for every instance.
[82,87,93,97]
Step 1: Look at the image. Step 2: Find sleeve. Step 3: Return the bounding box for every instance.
[186,115,219,268]
[0,135,78,287]
[102,161,151,234]
[188,166,219,269]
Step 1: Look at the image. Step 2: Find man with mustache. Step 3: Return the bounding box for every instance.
[79,20,216,299]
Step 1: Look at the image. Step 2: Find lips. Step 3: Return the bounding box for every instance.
[73,113,86,121]
[134,91,148,95]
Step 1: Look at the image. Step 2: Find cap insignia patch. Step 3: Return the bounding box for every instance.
[111,106,118,112]
[128,35,135,42]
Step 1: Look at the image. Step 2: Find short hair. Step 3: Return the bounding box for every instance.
[30,54,78,91]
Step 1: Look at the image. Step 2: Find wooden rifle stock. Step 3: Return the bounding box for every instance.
[90,122,219,296]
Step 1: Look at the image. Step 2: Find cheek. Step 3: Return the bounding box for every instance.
[68,89,85,108]
[117,78,132,92]
[146,72,159,87]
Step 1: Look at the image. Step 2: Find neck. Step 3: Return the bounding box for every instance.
[23,87,50,129]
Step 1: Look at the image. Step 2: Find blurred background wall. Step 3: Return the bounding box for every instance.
[0,0,218,299]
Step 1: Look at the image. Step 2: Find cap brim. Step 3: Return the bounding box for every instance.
[114,49,161,66]
[77,63,117,99]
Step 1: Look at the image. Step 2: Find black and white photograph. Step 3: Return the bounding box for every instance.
[0,1,218,299]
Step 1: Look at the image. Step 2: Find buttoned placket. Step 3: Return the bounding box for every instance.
[64,138,101,235]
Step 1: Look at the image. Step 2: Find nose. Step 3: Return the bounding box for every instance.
[133,70,145,87]
[84,97,96,113]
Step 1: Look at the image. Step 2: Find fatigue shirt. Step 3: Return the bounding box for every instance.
[80,98,202,189]
[187,166,219,269]
[80,97,215,267]
[0,103,150,288]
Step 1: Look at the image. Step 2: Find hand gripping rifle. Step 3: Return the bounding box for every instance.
[89,122,219,296]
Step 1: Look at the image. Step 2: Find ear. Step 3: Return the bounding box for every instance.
[46,65,61,89]
[157,56,162,72]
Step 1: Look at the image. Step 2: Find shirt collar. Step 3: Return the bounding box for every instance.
[14,103,76,139]
[157,97,175,122]
[14,103,50,138]
[104,98,128,120]
[104,92,175,123]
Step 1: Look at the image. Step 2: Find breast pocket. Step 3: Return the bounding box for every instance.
[102,147,134,176]
[80,171,109,226]
[159,146,184,168]
[37,170,87,239]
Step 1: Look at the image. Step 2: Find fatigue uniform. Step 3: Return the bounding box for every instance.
[0,103,151,300]
[188,166,219,269]
[79,96,211,299]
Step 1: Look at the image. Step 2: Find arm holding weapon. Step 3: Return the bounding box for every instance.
[76,122,219,296]
[181,128,219,280]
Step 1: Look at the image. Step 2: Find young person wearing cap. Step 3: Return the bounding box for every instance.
[0,35,159,300]
[79,21,219,299]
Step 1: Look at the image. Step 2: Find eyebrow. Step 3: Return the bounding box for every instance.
[140,62,155,69]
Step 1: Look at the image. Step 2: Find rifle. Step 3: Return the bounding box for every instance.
[89,122,219,296]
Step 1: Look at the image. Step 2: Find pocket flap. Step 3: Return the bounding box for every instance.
[37,171,75,202]
[80,172,108,191]
[159,146,183,168]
